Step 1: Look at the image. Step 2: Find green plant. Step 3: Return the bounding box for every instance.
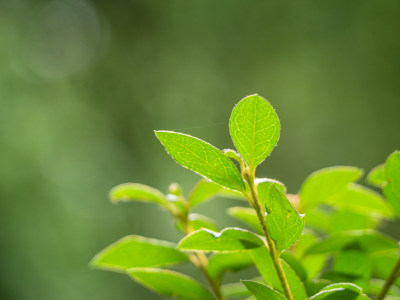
[91,94,400,300]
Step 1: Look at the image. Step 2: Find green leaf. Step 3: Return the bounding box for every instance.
[109,183,167,205]
[178,227,264,252]
[281,252,307,281]
[328,183,393,218]
[328,210,374,233]
[384,150,400,217]
[264,184,305,251]
[222,282,252,298]
[187,179,244,208]
[229,94,280,170]
[257,178,287,210]
[333,250,371,278]
[367,164,386,188]
[299,166,363,211]
[305,230,398,255]
[242,280,286,300]
[227,206,262,234]
[304,279,332,297]
[188,213,218,232]
[309,282,369,300]
[128,268,214,300]
[250,247,307,300]
[90,235,188,272]
[371,252,400,288]
[207,251,253,280]
[155,131,245,191]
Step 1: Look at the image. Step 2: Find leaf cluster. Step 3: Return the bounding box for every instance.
[91,95,400,300]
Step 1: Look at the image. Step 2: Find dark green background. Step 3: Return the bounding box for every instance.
[1,0,399,299]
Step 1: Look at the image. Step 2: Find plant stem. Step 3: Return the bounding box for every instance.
[377,255,400,300]
[244,171,294,300]
[182,212,225,300]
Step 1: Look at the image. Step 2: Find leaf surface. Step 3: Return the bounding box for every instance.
[188,213,218,232]
[384,150,400,217]
[264,184,305,251]
[229,94,280,170]
[242,280,286,300]
[128,268,214,300]
[207,251,253,280]
[227,207,262,233]
[155,131,245,191]
[309,282,369,300]
[178,227,264,252]
[110,183,166,205]
[299,166,363,211]
[91,235,188,272]
[367,164,386,188]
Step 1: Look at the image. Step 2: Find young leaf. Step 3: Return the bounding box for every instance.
[242,280,286,300]
[264,184,305,251]
[155,131,245,191]
[110,183,167,205]
[384,150,400,217]
[90,235,188,272]
[128,268,214,300]
[178,227,264,252]
[187,179,244,208]
[188,213,218,232]
[299,166,363,211]
[227,206,263,234]
[207,251,253,280]
[367,164,386,188]
[305,230,398,255]
[256,178,287,210]
[309,282,369,300]
[327,183,393,218]
[229,94,280,170]
[250,247,307,300]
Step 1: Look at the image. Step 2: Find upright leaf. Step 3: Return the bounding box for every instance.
[367,164,386,188]
[265,184,305,251]
[229,94,280,170]
[242,280,286,300]
[257,178,287,210]
[299,166,363,211]
[155,131,245,191]
[384,150,400,217]
[128,268,214,300]
[91,235,188,272]
[178,227,264,252]
[110,183,167,205]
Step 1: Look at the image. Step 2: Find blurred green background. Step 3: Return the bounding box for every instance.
[1,0,399,299]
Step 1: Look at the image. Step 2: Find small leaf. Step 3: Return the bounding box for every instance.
[178,227,264,252]
[384,150,400,217]
[128,268,214,300]
[281,252,307,281]
[305,230,398,255]
[187,179,244,208]
[91,235,188,272]
[299,166,363,211]
[227,206,262,234]
[229,94,280,170]
[155,131,245,191]
[328,183,393,218]
[256,178,287,210]
[110,183,167,205]
[207,251,253,280]
[264,184,305,251]
[367,164,386,188]
[188,213,218,232]
[250,247,307,300]
[242,280,286,300]
[309,282,369,300]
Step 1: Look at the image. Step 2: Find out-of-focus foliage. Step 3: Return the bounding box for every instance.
[1,0,400,299]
